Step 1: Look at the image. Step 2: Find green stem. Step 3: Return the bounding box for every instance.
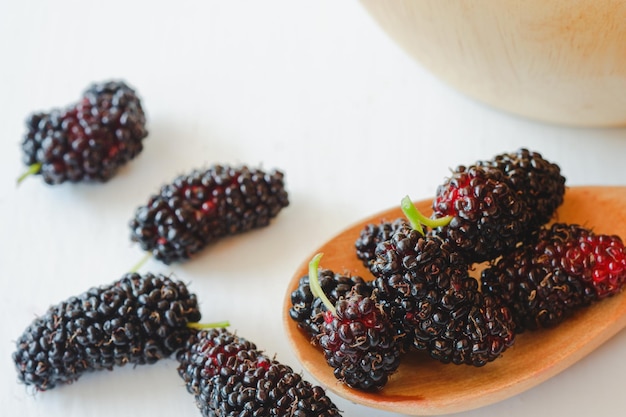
[16,162,42,186]
[401,195,452,234]
[187,320,231,330]
[308,253,336,316]
[129,252,152,273]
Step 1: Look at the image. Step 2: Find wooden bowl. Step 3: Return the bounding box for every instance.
[283,186,626,415]
[359,0,626,127]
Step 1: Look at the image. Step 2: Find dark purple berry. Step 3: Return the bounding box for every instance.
[20,80,147,185]
[355,218,408,270]
[289,269,373,340]
[481,223,626,332]
[129,164,289,264]
[476,148,565,228]
[177,328,343,417]
[372,222,516,366]
[318,290,402,390]
[13,272,201,391]
[431,149,565,263]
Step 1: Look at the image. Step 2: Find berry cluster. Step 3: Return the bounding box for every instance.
[13,272,343,415]
[15,81,315,416]
[290,149,626,392]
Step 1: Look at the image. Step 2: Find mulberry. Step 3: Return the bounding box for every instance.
[309,254,402,391]
[129,164,289,264]
[20,80,147,185]
[371,200,516,366]
[481,223,626,332]
[431,164,531,263]
[477,148,565,228]
[177,328,343,416]
[289,269,373,340]
[431,149,565,263]
[12,272,201,391]
[355,218,408,270]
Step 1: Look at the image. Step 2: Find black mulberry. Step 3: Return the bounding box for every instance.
[355,218,408,270]
[476,148,565,228]
[12,272,201,391]
[177,328,343,417]
[371,219,516,366]
[308,254,402,391]
[430,149,565,263]
[481,223,626,332]
[20,80,147,185]
[289,269,373,340]
[430,164,532,263]
[318,291,402,390]
[129,164,289,264]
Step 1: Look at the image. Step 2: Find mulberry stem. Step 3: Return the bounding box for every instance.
[129,252,152,273]
[308,253,336,316]
[187,320,231,330]
[401,195,451,234]
[16,162,42,186]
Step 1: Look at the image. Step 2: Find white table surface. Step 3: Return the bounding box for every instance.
[2,1,626,416]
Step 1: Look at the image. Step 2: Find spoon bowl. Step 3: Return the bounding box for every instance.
[282,186,626,415]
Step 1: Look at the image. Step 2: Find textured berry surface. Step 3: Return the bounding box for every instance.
[21,80,147,184]
[430,149,565,263]
[477,148,565,228]
[13,272,201,391]
[355,218,408,270]
[481,223,626,331]
[177,328,343,417]
[289,269,372,340]
[431,164,531,263]
[129,164,289,264]
[372,224,516,366]
[318,291,402,390]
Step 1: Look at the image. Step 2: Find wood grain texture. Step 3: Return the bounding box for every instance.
[358,0,626,127]
[282,186,626,415]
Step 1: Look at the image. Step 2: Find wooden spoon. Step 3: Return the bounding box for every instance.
[282,186,626,415]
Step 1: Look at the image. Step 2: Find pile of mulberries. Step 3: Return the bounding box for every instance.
[290,148,624,393]
[371,226,516,366]
[20,80,147,185]
[12,272,201,391]
[129,164,289,264]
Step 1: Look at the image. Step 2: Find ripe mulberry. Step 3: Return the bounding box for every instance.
[431,164,532,263]
[481,223,626,332]
[307,254,402,391]
[477,148,565,228]
[355,218,408,270]
[177,328,343,417]
[129,164,289,264]
[289,269,373,340]
[318,292,402,390]
[371,214,516,366]
[12,272,201,391]
[430,150,565,263]
[20,80,147,185]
